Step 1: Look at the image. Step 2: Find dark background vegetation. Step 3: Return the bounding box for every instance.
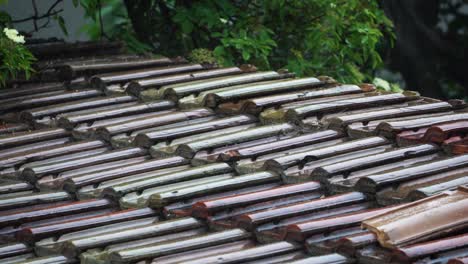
[1,0,467,100]
[381,0,467,100]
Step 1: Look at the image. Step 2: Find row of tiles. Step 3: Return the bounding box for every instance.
[1,226,350,264]
[2,94,467,162]
[1,127,467,204]
[2,56,466,129]
[1,187,466,263]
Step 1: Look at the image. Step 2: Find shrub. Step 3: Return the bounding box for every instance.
[0,27,36,87]
[80,0,394,83]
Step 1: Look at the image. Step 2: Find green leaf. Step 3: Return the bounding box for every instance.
[373,77,392,91]
[391,83,404,93]
[242,50,251,61]
[57,16,68,36]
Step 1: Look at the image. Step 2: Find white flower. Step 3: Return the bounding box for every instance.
[220,18,228,24]
[3,28,25,44]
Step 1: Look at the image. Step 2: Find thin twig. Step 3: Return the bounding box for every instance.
[12,0,64,34]
[44,0,63,16]
[31,0,39,31]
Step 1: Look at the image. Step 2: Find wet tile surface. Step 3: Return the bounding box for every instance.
[0,41,466,263]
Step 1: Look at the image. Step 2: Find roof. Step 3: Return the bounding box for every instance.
[0,41,467,264]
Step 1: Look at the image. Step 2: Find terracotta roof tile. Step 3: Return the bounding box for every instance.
[362,187,468,248]
[0,42,466,263]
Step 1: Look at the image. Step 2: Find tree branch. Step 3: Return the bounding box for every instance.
[11,0,64,34]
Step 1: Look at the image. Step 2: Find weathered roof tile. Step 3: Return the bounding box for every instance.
[362,187,468,248]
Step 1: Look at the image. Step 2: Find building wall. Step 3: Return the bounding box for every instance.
[1,0,89,42]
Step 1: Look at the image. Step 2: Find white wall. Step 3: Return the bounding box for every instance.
[1,0,89,41]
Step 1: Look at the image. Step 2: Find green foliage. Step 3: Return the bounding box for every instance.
[0,4,36,87]
[0,3,35,87]
[0,28,36,87]
[213,27,277,68]
[86,0,393,83]
[0,0,394,88]
[265,0,394,83]
[188,48,217,65]
[76,0,151,53]
[373,77,403,93]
